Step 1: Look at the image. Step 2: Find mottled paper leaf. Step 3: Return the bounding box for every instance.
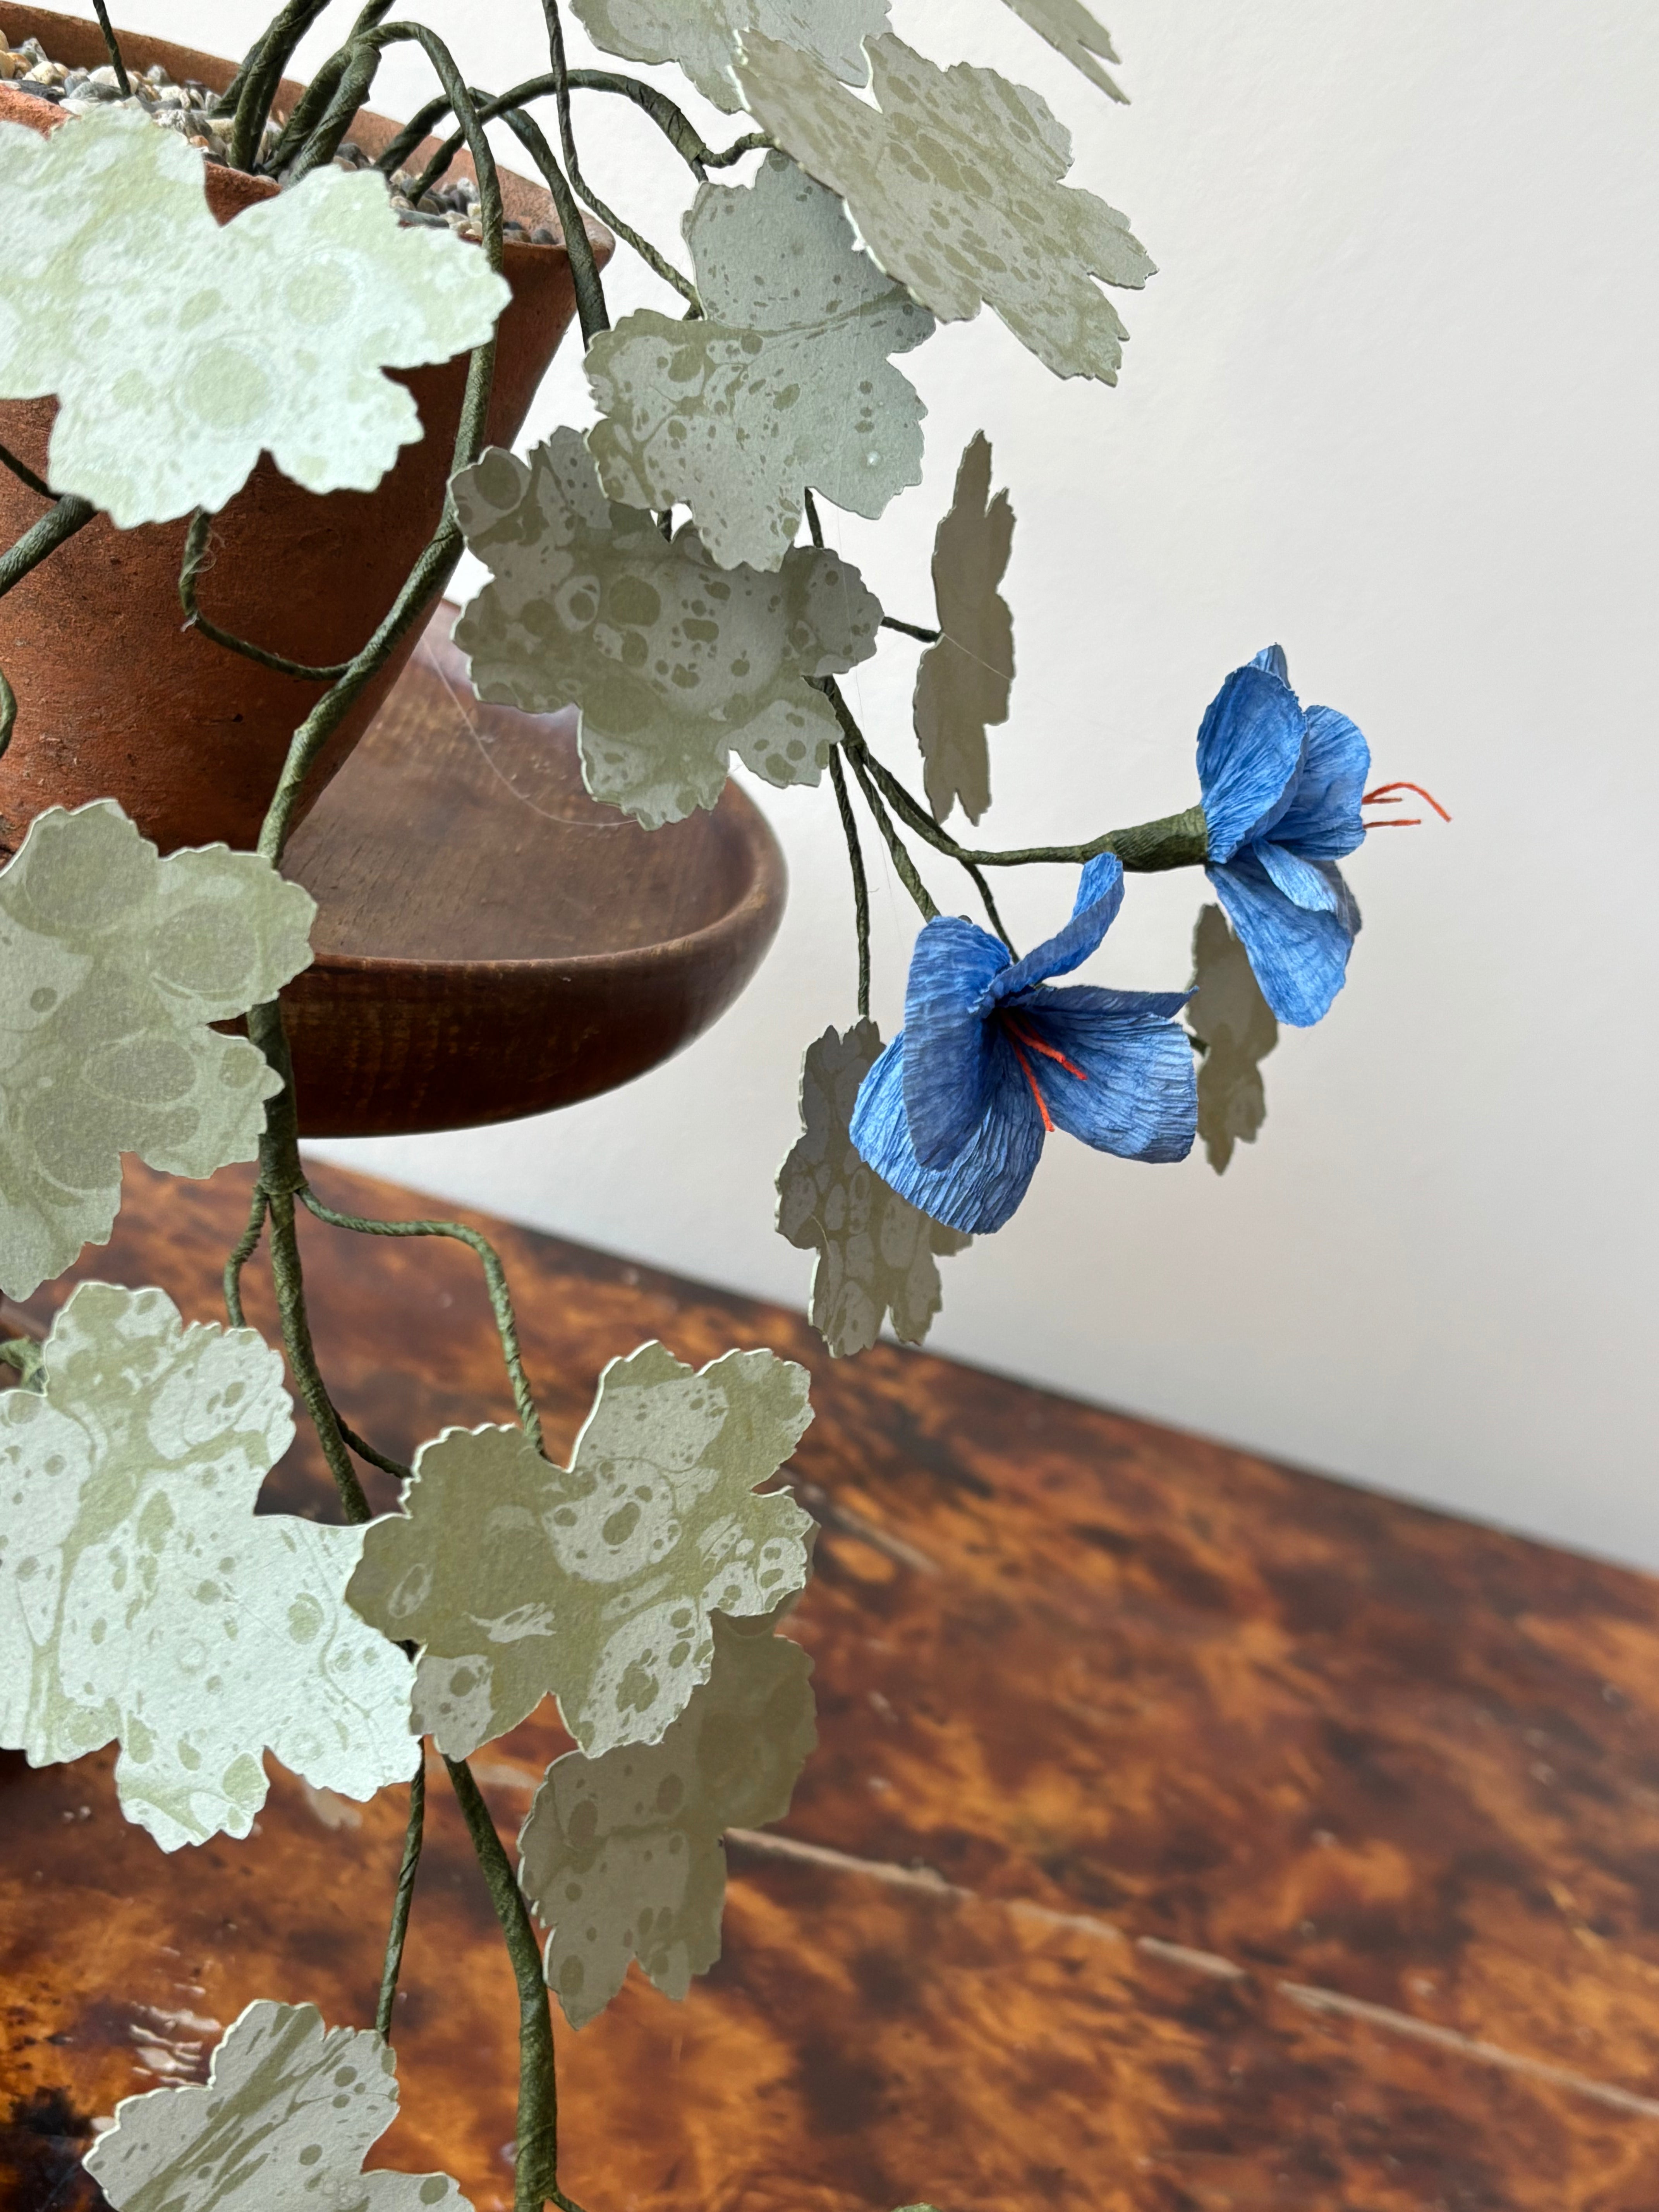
[735,31,1153,382]
[0,1284,417,1850]
[913,433,1014,826]
[519,1609,816,2027]
[349,1343,814,1760]
[0,107,508,526]
[778,1020,969,1357]
[1187,902,1279,1173]
[84,2000,469,2211]
[1000,0,1127,101]
[587,151,933,572]
[452,428,881,830]
[571,0,888,112]
[0,802,314,1301]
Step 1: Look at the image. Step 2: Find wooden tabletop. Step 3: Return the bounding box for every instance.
[4,1161,1659,2212]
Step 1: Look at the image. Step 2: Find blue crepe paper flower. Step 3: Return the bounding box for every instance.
[1199,644,1370,1026]
[849,854,1196,1236]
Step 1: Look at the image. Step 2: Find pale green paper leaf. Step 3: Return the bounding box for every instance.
[348,1342,815,1760]
[1187,903,1279,1174]
[0,1284,418,1851]
[586,151,933,573]
[519,1608,816,2028]
[0,107,508,526]
[452,429,881,829]
[734,32,1153,383]
[1000,0,1127,102]
[570,0,888,112]
[777,1020,969,1358]
[0,801,315,1302]
[913,433,1014,826]
[83,1999,470,2212]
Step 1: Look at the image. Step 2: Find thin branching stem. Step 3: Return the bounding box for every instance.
[385,70,765,186]
[445,1759,582,2212]
[543,0,688,311]
[376,1764,426,2042]
[0,495,96,756]
[181,513,353,684]
[281,40,383,183]
[337,1419,413,1484]
[224,1184,270,1328]
[826,749,871,1018]
[90,0,131,94]
[298,1189,543,1451]
[881,614,941,644]
[0,495,97,597]
[842,734,939,922]
[0,442,51,500]
[229,0,333,171]
[494,107,610,343]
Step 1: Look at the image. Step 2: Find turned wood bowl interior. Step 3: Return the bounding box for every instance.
[279,605,788,1137]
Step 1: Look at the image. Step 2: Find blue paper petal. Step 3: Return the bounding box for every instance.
[985,853,1125,1004]
[900,915,1010,1168]
[1207,852,1357,1026]
[1252,643,1291,683]
[1196,665,1307,862]
[1271,702,1370,858]
[1254,838,1341,912]
[852,1030,1046,1235]
[1016,989,1197,1163]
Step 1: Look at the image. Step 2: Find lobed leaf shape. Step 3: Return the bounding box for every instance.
[999,0,1127,102]
[777,1020,969,1357]
[0,1284,418,1851]
[912,433,1015,826]
[1187,902,1279,1173]
[586,151,934,573]
[0,106,508,527]
[0,801,315,1302]
[570,0,889,112]
[518,1607,816,2028]
[452,428,881,829]
[83,1999,470,2212]
[348,1341,815,1760]
[733,31,1154,383]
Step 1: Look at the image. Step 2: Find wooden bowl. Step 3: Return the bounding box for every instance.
[279,606,788,1136]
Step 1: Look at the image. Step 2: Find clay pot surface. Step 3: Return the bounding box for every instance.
[0,5,608,858]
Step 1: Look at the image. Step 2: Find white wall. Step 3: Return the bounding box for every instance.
[82,3,1659,1561]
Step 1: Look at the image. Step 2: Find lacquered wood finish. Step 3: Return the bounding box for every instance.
[4,1161,1659,2210]
[278,609,787,1137]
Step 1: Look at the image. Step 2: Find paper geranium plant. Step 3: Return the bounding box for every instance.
[0,5,1441,2205]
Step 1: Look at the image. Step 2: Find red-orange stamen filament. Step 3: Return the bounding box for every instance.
[1364,779,1452,822]
[1005,1035,1055,1132]
[1003,1013,1088,1081]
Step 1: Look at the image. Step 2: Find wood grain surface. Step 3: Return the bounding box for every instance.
[4,1160,1659,2212]
[278,611,787,1140]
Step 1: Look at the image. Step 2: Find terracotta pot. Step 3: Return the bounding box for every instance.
[0,4,608,859]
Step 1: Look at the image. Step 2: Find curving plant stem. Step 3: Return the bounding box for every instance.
[826,749,872,1018]
[89,0,131,94]
[0,493,98,755]
[180,512,353,685]
[445,1758,581,2212]
[376,1764,426,2042]
[0,441,52,501]
[223,1183,270,1328]
[297,1189,544,1451]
